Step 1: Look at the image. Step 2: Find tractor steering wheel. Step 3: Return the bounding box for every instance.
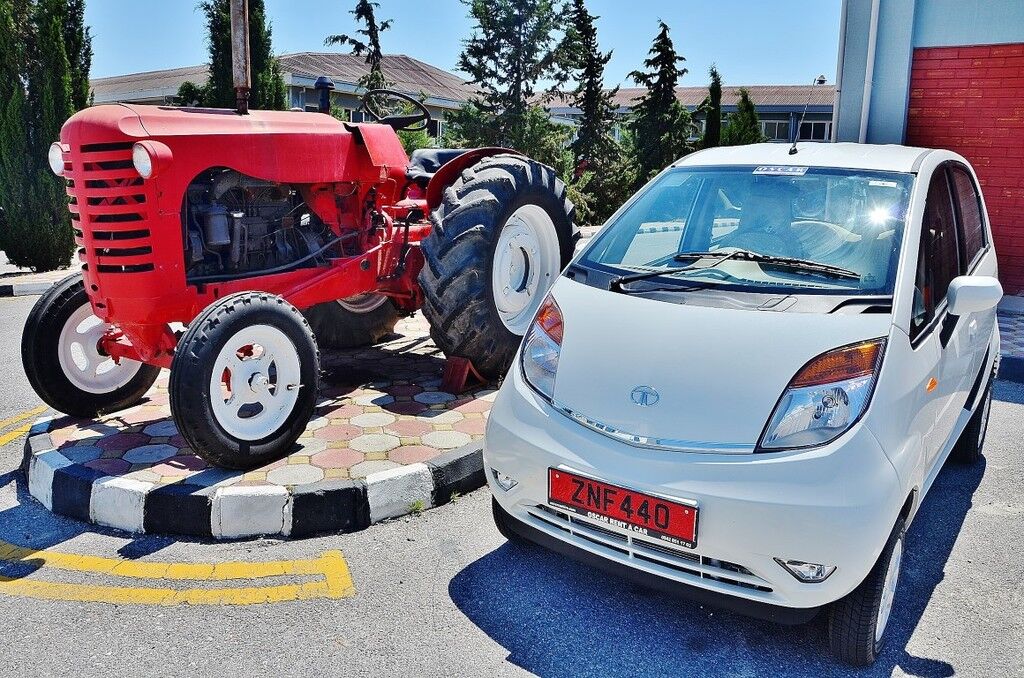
[358,89,432,132]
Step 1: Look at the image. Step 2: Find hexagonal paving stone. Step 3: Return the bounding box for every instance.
[310,448,364,469]
[294,437,329,455]
[387,445,441,465]
[453,399,492,414]
[422,430,472,449]
[59,445,103,464]
[315,423,362,442]
[96,433,150,451]
[320,404,364,419]
[150,455,208,477]
[85,458,131,475]
[350,412,397,428]
[453,418,487,436]
[349,459,400,478]
[420,409,464,425]
[305,416,330,432]
[383,401,427,416]
[384,419,433,438]
[387,383,423,397]
[123,444,178,465]
[414,391,456,405]
[266,463,325,486]
[142,420,178,437]
[349,433,400,454]
[353,392,395,407]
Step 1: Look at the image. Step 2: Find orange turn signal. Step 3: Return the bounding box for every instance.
[789,339,885,388]
[535,296,563,345]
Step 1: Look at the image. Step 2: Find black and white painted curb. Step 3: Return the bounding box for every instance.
[23,417,485,539]
[0,280,53,297]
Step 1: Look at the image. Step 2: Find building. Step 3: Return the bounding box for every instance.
[89,52,477,140]
[833,0,1024,291]
[544,84,836,143]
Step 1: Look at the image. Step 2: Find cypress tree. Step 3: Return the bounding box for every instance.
[702,64,722,148]
[628,21,694,183]
[178,0,286,110]
[325,0,393,91]
[564,0,618,166]
[721,87,767,146]
[61,0,92,110]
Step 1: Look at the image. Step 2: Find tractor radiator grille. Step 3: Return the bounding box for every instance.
[67,141,154,274]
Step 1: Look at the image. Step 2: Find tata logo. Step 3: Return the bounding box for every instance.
[630,385,660,407]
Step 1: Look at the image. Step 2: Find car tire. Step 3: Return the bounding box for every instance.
[418,154,576,380]
[492,496,531,548]
[828,517,906,666]
[951,379,992,465]
[170,292,320,470]
[303,293,400,349]
[21,273,159,417]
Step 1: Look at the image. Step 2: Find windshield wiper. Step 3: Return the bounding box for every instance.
[608,250,743,292]
[725,251,861,281]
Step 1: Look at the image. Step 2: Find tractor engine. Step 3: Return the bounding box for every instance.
[182,168,335,280]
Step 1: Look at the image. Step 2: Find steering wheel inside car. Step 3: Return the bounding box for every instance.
[358,89,432,132]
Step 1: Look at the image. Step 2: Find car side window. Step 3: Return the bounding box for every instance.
[950,165,986,269]
[911,168,961,341]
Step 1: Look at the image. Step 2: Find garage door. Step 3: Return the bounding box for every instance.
[907,43,1024,293]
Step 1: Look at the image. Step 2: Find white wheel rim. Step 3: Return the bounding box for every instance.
[56,302,143,394]
[491,204,561,334]
[208,324,302,441]
[875,536,902,643]
[337,292,388,314]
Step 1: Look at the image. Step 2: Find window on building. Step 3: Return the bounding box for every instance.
[949,164,986,269]
[427,118,445,142]
[798,121,831,141]
[911,169,961,340]
[760,120,790,141]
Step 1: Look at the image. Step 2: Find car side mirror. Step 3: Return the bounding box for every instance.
[947,275,1002,316]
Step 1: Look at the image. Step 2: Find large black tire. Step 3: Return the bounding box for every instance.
[828,517,906,666]
[950,377,992,465]
[304,294,400,349]
[169,292,320,470]
[21,273,159,417]
[418,154,576,380]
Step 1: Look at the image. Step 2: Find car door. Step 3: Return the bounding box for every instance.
[909,164,971,468]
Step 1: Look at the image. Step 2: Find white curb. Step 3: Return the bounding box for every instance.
[212,485,290,538]
[366,463,434,523]
[90,476,152,533]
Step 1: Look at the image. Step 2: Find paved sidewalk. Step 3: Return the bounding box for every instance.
[0,265,73,297]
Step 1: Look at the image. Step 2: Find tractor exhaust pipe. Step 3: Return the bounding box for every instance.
[229,0,251,114]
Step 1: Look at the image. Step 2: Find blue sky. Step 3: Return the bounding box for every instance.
[85,0,842,88]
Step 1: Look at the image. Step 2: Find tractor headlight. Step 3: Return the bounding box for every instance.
[132,143,154,179]
[758,338,886,451]
[520,295,563,401]
[48,142,65,176]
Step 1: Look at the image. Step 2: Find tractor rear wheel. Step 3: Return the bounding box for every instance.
[418,154,576,380]
[170,292,320,470]
[22,273,159,417]
[304,293,400,349]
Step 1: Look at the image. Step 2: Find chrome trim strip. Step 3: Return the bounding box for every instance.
[552,400,755,454]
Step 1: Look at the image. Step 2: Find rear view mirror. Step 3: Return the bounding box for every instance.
[947,275,1002,316]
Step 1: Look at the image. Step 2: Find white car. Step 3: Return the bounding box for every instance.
[483,143,1002,666]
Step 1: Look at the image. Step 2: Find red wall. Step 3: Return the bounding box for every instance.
[906,43,1024,293]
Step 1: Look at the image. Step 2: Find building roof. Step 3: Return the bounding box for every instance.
[543,84,835,111]
[675,142,933,173]
[89,53,475,105]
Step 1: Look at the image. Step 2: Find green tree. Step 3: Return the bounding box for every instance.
[0,0,86,270]
[453,0,567,151]
[701,64,722,148]
[62,0,92,110]
[325,0,392,91]
[177,0,286,110]
[721,87,766,146]
[628,21,694,183]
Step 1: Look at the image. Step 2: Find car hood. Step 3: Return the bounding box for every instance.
[548,278,892,452]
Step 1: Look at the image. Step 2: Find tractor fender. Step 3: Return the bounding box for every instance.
[425,147,519,210]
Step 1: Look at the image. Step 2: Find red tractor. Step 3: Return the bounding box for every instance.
[23,89,576,469]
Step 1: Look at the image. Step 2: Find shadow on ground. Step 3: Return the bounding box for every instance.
[450,457,986,677]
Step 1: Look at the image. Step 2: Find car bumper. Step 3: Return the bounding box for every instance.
[484,366,905,614]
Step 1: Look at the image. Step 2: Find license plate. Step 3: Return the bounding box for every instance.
[548,468,698,548]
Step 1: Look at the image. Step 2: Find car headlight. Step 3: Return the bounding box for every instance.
[758,338,886,451]
[48,142,66,176]
[132,143,154,179]
[520,295,563,401]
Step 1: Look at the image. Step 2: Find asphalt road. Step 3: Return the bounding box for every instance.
[0,293,1022,677]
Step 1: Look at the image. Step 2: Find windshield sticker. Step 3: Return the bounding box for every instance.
[753,165,808,176]
[869,180,899,188]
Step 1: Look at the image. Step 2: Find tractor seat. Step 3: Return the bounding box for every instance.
[406,148,470,186]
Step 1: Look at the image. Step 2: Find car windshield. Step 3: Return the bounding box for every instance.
[581,165,914,295]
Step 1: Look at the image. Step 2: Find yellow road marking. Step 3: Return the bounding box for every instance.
[0,422,32,447]
[0,542,354,606]
[0,405,47,432]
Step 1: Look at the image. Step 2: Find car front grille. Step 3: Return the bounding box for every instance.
[527,503,773,594]
[66,142,155,274]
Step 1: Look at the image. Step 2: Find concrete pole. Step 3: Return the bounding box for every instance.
[230,0,251,114]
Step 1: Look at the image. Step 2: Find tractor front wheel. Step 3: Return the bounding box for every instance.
[303,293,400,349]
[22,273,159,418]
[418,154,576,380]
[170,292,320,470]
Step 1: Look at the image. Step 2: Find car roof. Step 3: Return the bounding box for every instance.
[674,142,936,174]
